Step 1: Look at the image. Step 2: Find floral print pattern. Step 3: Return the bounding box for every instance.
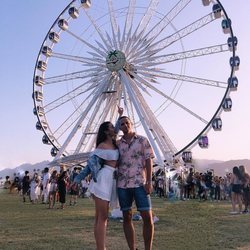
[117,134,155,188]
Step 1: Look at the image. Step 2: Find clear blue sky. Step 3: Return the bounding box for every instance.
[1,0,249,170]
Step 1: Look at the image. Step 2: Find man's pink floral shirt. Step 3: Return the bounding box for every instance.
[117,134,155,188]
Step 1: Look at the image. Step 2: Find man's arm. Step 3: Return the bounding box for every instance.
[114,106,124,134]
[144,158,153,194]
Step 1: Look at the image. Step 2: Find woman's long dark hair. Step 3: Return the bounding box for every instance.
[233,166,243,181]
[96,121,111,148]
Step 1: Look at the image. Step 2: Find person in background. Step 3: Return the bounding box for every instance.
[48,170,58,209]
[219,177,226,201]
[9,173,20,194]
[42,167,51,204]
[214,176,221,202]
[57,170,68,209]
[30,173,40,204]
[116,107,155,250]
[239,165,250,213]
[22,171,30,203]
[69,167,79,206]
[4,176,11,190]
[81,177,90,198]
[230,166,243,214]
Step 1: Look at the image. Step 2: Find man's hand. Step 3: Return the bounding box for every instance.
[118,106,123,117]
[144,182,153,195]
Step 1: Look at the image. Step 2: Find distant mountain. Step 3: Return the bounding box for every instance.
[195,159,250,177]
[0,161,50,180]
[1,159,250,181]
[193,159,224,169]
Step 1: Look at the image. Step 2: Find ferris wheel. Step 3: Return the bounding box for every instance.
[33,0,239,167]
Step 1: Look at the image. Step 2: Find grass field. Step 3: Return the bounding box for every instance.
[0,189,250,250]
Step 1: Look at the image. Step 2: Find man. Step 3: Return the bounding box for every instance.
[22,171,30,202]
[116,107,154,250]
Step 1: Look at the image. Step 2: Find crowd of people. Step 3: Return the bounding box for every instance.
[153,165,250,214]
[5,166,91,209]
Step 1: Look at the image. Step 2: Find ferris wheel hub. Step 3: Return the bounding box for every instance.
[106,50,126,72]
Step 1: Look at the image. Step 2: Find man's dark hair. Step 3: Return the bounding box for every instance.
[118,116,131,121]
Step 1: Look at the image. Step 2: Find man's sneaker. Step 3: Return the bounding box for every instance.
[229,211,238,215]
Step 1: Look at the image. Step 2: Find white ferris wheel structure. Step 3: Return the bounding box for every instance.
[33,0,239,167]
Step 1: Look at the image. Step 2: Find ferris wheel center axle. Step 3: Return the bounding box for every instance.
[106,50,126,72]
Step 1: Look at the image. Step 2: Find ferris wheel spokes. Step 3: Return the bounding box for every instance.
[129,76,178,157]
[131,0,160,38]
[127,0,191,59]
[128,0,192,60]
[44,77,102,114]
[121,0,136,49]
[145,0,192,42]
[134,43,229,66]
[136,65,228,89]
[132,71,209,124]
[51,84,104,141]
[150,71,228,89]
[120,70,165,165]
[75,86,119,154]
[51,52,105,65]
[65,28,108,57]
[131,12,215,62]
[83,9,112,51]
[53,75,111,159]
[75,94,108,153]
[107,0,119,46]
[44,67,105,85]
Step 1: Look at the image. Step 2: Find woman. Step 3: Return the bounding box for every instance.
[239,165,250,213]
[57,171,68,209]
[48,170,58,209]
[230,166,243,214]
[74,121,119,250]
[30,173,40,204]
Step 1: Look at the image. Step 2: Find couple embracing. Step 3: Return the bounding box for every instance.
[73,107,155,250]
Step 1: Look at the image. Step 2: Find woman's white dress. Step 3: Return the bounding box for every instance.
[88,149,119,208]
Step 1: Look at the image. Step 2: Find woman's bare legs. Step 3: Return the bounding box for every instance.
[93,196,109,250]
[231,192,243,213]
[231,192,236,212]
[236,193,242,212]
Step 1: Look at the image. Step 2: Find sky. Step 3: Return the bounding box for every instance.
[0,0,250,170]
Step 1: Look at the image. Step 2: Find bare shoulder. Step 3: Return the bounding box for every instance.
[97,142,115,150]
[97,142,107,149]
